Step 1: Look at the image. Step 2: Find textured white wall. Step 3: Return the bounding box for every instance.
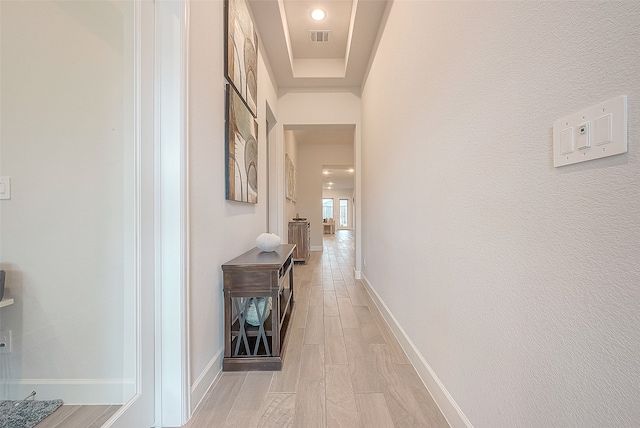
[0,1,131,402]
[361,1,640,427]
[188,0,279,394]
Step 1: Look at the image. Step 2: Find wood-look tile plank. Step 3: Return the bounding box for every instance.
[337,297,359,328]
[252,393,295,428]
[186,372,247,427]
[332,279,346,290]
[303,305,324,345]
[324,290,340,317]
[295,281,311,304]
[326,365,359,428]
[308,286,324,307]
[352,280,371,300]
[223,371,274,427]
[353,306,386,345]
[346,284,367,306]
[322,282,336,290]
[293,344,325,428]
[291,281,310,329]
[271,327,304,393]
[48,406,111,427]
[368,309,411,365]
[291,305,308,329]
[372,343,435,427]
[343,328,381,393]
[396,363,451,427]
[87,405,120,428]
[34,405,80,427]
[324,316,348,365]
[342,274,355,285]
[354,393,395,428]
[334,283,350,299]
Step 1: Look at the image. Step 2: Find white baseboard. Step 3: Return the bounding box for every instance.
[310,246,323,252]
[354,269,361,280]
[360,274,473,428]
[2,379,135,404]
[190,349,223,415]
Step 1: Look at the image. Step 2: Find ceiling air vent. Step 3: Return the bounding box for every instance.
[309,30,330,43]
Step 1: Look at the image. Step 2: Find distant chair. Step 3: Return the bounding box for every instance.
[323,218,335,234]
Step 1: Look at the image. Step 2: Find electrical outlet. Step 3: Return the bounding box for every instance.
[0,330,12,353]
[363,257,367,267]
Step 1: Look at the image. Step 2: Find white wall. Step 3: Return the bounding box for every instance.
[187,0,280,411]
[322,189,354,229]
[361,2,640,427]
[0,1,134,403]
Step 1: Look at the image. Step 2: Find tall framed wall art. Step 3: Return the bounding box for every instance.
[225,0,258,118]
[225,0,259,203]
[226,85,258,203]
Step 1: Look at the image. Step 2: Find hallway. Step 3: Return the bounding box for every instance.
[184,231,449,427]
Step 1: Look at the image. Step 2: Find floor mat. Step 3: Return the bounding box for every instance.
[0,399,63,428]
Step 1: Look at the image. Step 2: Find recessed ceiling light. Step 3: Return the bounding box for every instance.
[322,170,330,175]
[311,8,326,21]
[347,168,354,173]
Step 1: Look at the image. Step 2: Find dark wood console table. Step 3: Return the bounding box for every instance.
[221,244,295,371]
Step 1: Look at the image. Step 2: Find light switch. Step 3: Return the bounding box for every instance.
[576,122,591,150]
[0,177,9,200]
[553,95,627,167]
[594,114,612,145]
[560,128,574,154]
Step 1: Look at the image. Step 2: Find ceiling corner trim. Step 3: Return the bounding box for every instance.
[277,0,295,76]
[343,0,359,73]
[360,0,395,91]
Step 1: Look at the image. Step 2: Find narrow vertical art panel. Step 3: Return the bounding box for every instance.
[225,0,258,117]
[226,85,258,203]
[285,153,296,202]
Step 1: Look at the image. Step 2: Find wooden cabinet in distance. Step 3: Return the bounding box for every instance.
[288,221,310,263]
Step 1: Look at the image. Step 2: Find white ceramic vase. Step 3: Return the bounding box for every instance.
[256,233,281,252]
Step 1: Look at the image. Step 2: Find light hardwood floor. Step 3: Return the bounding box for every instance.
[185,230,450,428]
[34,405,120,428]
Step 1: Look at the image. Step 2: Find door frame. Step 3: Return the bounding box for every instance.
[103,0,156,425]
[105,0,191,426]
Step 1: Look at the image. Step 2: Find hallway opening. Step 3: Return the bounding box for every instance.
[183,230,449,427]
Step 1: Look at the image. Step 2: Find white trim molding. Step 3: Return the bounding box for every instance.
[155,0,191,426]
[360,274,474,428]
[5,379,135,405]
[103,1,157,425]
[190,350,223,414]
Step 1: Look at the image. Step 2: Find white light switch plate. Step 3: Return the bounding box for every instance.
[553,95,627,167]
[0,177,10,200]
